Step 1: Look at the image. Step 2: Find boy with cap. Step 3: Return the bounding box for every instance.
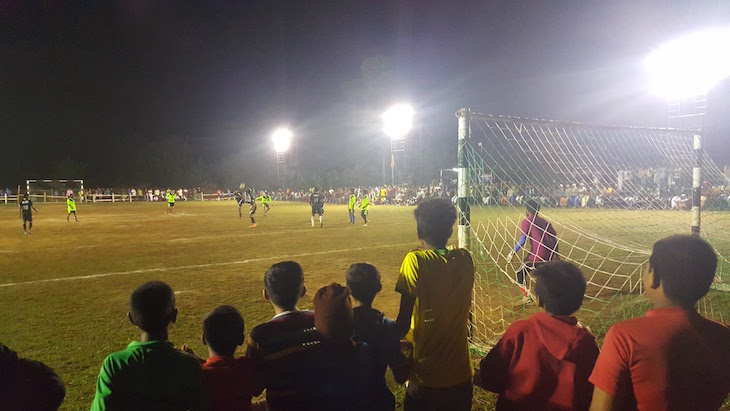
[475,261,599,411]
[90,281,204,411]
[301,283,375,411]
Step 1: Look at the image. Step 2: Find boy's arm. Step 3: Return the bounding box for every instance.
[245,333,266,396]
[588,388,615,411]
[475,332,514,393]
[90,357,116,411]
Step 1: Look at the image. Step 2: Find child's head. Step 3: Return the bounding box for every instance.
[264,261,305,311]
[346,263,382,306]
[128,281,177,332]
[203,305,245,357]
[314,283,354,343]
[413,198,456,248]
[647,234,717,307]
[534,261,586,316]
[525,199,540,217]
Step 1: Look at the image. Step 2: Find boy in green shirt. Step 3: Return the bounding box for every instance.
[359,190,370,226]
[90,281,204,411]
[348,190,357,224]
[166,190,177,214]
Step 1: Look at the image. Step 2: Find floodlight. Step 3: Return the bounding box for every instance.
[383,104,414,139]
[645,27,730,99]
[272,128,292,153]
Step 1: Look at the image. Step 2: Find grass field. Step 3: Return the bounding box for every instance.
[1,200,729,410]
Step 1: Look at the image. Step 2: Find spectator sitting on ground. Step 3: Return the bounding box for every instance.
[301,283,375,411]
[245,261,320,411]
[184,305,259,411]
[394,198,475,411]
[475,261,599,411]
[589,235,730,411]
[0,343,66,411]
[90,281,204,411]
[346,263,412,410]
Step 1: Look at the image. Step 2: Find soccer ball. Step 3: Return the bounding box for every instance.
[239,183,246,190]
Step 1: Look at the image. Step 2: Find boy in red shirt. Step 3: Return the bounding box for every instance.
[475,261,599,411]
[200,305,259,411]
[589,235,730,411]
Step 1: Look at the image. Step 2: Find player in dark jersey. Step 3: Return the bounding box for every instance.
[247,188,257,228]
[309,188,325,228]
[19,193,39,235]
[234,190,245,218]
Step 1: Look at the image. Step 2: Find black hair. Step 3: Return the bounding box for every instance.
[23,193,28,199]
[525,199,540,215]
[649,234,717,306]
[264,261,305,310]
[413,198,456,247]
[346,263,381,305]
[534,261,586,316]
[203,305,245,357]
[129,281,176,332]
[0,344,65,411]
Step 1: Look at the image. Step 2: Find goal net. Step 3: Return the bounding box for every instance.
[26,179,85,202]
[456,111,730,350]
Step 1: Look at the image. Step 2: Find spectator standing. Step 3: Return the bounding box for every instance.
[589,235,730,411]
[394,198,475,411]
[90,281,204,411]
[476,261,599,410]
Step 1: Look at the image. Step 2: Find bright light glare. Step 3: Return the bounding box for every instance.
[382,104,414,139]
[645,27,730,99]
[271,128,292,153]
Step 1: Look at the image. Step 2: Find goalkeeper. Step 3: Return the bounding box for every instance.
[507,200,558,303]
[256,191,272,216]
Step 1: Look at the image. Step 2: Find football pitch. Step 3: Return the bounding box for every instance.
[1,200,729,410]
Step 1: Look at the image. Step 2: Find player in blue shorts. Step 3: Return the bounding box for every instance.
[247,188,257,228]
[19,193,39,234]
[310,188,325,228]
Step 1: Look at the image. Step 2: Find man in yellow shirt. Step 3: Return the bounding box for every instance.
[395,198,474,411]
[67,193,78,222]
[166,190,177,214]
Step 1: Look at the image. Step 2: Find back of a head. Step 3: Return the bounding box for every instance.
[0,344,65,411]
[129,281,176,332]
[534,261,586,316]
[413,198,457,247]
[650,234,717,306]
[264,261,305,310]
[314,283,354,343]
[525,199,540,216]
[346,263,381,305]
[203,305,245,357]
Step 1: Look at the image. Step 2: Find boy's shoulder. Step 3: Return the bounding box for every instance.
[249,310,316,341]
[103,341,200,372]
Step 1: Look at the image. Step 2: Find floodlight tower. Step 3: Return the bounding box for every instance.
[272,128,292,190]
[383,104,414,185]
[645,26,730,236]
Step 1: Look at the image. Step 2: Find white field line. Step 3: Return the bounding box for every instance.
[0,242,414,288]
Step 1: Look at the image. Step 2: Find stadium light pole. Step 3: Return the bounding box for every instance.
[644,26,730,236]
[272,128,292,190]
[383,104,414,185]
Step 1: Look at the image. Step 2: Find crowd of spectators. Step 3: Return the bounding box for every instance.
[4,198,730,411]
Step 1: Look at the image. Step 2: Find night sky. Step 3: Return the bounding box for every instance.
[2,1,729,188]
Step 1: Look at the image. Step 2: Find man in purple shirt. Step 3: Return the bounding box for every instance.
[507,200,559,303]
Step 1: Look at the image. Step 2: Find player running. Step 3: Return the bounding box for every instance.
[67,193,78,222]
[348,189,357,224]
[359,189,370,226]
[246,187,257,228]
[507,199,559,303]
[166,189,177,214]
[20,193,39,234]
[310,187,325,227]
[256,191,272,216]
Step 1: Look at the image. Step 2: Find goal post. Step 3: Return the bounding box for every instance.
[26,179,85,202]
[456,109,730,349]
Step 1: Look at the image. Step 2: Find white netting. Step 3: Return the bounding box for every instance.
[462,113,730,350]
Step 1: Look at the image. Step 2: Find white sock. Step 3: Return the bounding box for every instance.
[319,216,323,224]
[311,217,314,226]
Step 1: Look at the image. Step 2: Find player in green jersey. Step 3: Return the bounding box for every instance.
[166,190,177,214]
[256,192,272,216]
[359,190,370,226]
[67,194,78,222]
